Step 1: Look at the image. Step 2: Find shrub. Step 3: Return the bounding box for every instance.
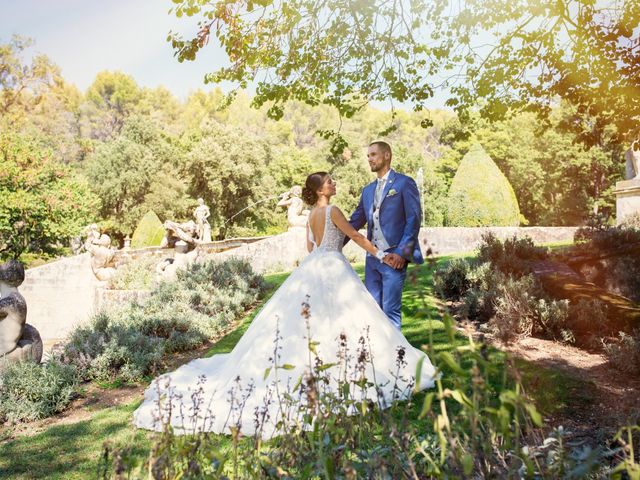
[445,143,521,226]
[434,258,474,300]
[574,224,640,250]
[99,313,617,479]
[108,255,159,290]
[460,263,499,322]
[62,259,267,384]
[0,359,78,422]
[567,298,609,347]
[606,255,640,303]
[130,210,165,249]
[177,257,265,293]
[477,233,548,276]
[604,329,640,375]
[535,298,573,343]
[490,274,542,343]
[62,311,165,383]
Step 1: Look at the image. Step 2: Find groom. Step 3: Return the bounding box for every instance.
[348,141,424,329]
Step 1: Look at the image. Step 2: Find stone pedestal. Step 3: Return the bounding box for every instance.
[614,179,640,225]
[0,324,43,370]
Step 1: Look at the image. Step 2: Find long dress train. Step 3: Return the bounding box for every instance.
[133,205,436,437]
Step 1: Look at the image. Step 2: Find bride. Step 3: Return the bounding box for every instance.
[134,172,437,437]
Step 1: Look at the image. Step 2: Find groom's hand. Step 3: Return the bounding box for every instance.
[384,253,406,269]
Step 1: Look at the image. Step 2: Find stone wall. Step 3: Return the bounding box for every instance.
[19,236,271,346]
[112,236,269,266]
[20,253,101,344]
[21,226,579,346]
[214,228,309,274]
[213,226,579,274]
[419,226,579,256]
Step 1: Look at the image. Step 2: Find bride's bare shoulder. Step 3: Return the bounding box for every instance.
[329,205,346,218]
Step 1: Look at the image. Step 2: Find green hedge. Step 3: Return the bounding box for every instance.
[446,143,521,226]
[130,210,165,248]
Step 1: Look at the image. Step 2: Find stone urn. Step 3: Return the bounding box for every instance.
[0,259,43,369]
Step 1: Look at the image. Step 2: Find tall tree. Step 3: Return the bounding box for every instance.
[168,0,639,148]
[84,116,191,237]
[0,130,99,259]
[0,35,85,163]
[440,106,625,224]
[81,71,142,140]
[0,35,62,122]
[430,0,640,148]
[182,120,279,237]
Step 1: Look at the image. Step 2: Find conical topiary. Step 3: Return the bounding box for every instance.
[130,211,165,248]
[446,143,521,226]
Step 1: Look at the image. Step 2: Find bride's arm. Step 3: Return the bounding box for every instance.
[331,207,384,259]
[306,223,314,253]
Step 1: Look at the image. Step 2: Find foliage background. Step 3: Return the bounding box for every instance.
[0,34,626,262]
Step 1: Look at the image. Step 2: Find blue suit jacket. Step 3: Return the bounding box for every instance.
[348,170,424,264]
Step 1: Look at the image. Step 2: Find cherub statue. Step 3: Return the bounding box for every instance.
[278,185,310,228]
[0,260,43,365]
[0,260,27,356]
[86,233,117,281]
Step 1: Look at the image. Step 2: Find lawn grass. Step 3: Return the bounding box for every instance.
[0,258,591,479]
[0,271,291,480]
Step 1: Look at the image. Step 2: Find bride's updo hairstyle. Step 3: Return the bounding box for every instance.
[302,172,330,206]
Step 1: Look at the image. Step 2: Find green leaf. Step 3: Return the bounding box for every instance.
[438,351,465,376]
[263,367,272,380]
[442,313,456,342]
[450,389,473,408]
[281,364,295,370]
[419,392,435,419]
[316,362,337,372]
[414,357,424,391]
[462,454,474,476]
[308,340,320,354]
[524,402,543,427]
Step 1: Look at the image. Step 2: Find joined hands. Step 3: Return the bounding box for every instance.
[383,253,406,270]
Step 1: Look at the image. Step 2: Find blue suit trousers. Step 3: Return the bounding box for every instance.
[365,255,407,329]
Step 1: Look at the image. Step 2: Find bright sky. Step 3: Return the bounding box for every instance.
[1,0,448,108]
[1,0,231,99]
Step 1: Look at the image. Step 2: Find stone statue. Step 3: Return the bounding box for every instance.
[0,259,42,366]
[85,224,100,248]
[194,198,212,243]
[625,140,640,180]
[70,223,100,255]
[86,233,117,281]
[278,186,310,228]
[156,241,203,280]
[160,220,199,249]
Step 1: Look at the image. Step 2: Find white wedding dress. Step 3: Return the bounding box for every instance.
[134,205,436,437]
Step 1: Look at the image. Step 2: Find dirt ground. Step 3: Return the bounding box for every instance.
[489,334,640,443]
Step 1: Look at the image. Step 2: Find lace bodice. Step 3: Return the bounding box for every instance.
[308,205,345,253]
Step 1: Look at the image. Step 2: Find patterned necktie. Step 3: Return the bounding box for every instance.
[374,178,385,209]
